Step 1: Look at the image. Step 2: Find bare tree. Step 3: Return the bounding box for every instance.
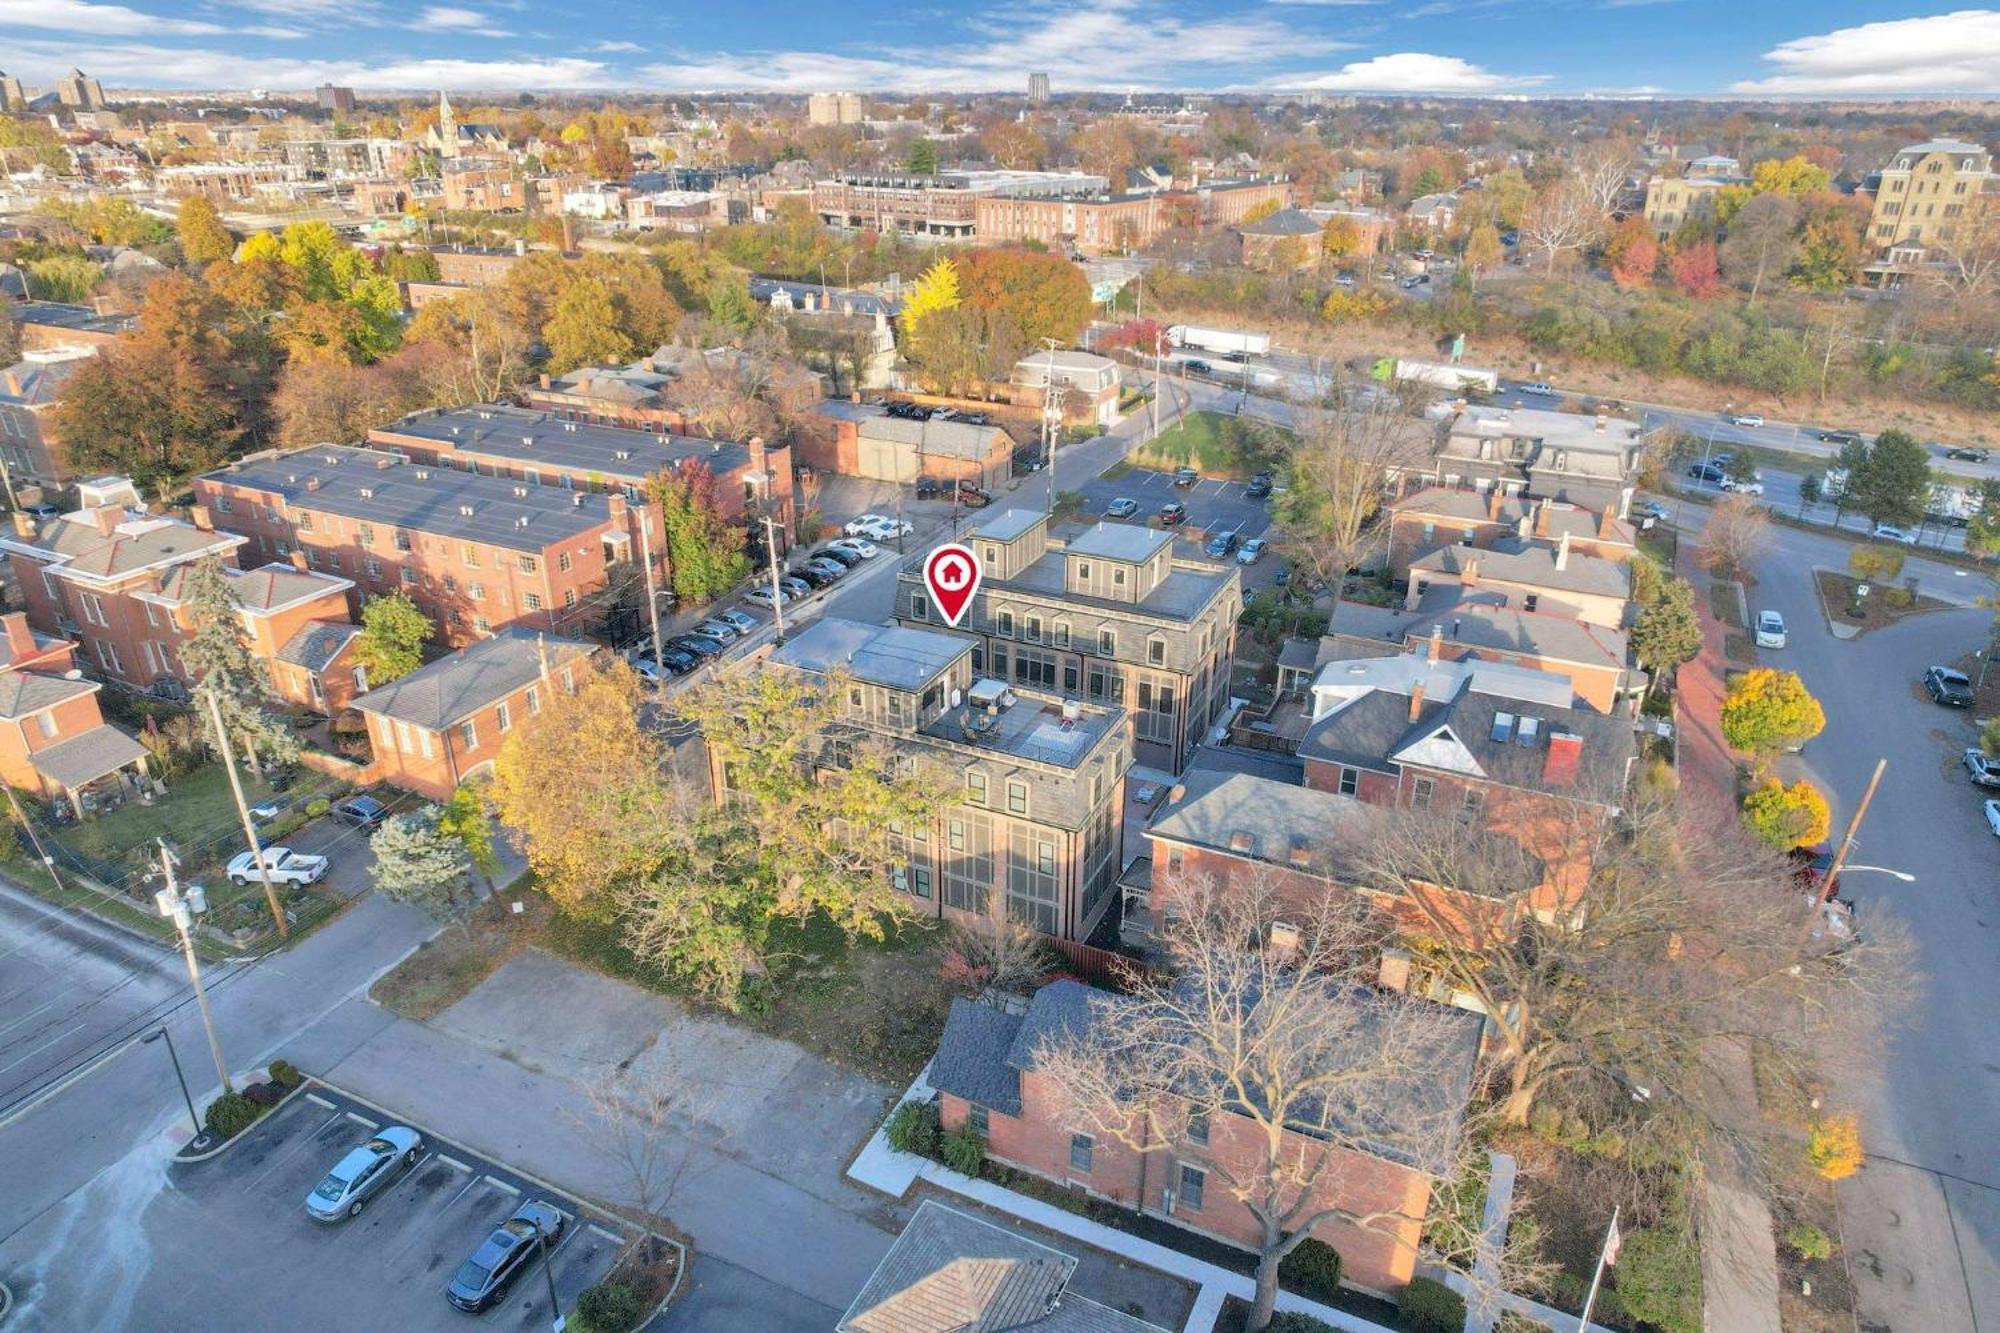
[1518,180,1603,275]
[1345,788,1913,1196]
[1275,390,1435,628]
[1720,193,1800,303]
[1696,493,1772,580]
[943,916,1053,1007]
[1927,207,2000,329]
[1572,142,1634,218]
[573,1067,719,1228]
[1033,877,1479,1332]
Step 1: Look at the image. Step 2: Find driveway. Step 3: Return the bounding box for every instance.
[1724,515,2000,1330]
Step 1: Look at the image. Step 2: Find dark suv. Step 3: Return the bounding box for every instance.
[1924,665,1975,708]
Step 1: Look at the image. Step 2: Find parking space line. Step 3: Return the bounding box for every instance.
[436,1154,472,1172]
[588,1224,623,1245]
[436,1172,483,1213]
[485,1175,522,1196]
[343,1111,377,1129]
[306,1093,335,1110]
[243,1109,347,1189]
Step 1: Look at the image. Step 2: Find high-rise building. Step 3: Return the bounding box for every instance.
[0,72,24,114]
[316,84,356,115]
[807,91,867,126]
[1028,72,1051,104]
[1867,139,1992,251]
[55,69,105,111]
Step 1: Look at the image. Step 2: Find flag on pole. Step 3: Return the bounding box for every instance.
[1602,1210,1624,1266]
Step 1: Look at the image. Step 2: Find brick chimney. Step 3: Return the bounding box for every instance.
[1408,678,1427,722]
[747,434,767,481]
[0,611,39,664]
[289,549,310,573]
[10,510,36,540]
[1555,530,1571,572]
[1600,503,1619,540]
[1486,489,1504,522]
[1533,498,1551,539]
[1425,623,1443,662]
[1543,731,1583,785]
[539,372,551,390]
[90,505,122,537]
[1459,556,1478,589]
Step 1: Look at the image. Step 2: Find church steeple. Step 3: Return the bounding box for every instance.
[437,89,457,157]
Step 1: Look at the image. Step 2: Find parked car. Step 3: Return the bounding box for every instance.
[1870,523,1917,545]
[814,545,863,569]
[869,515,916,537]
[1924,665,1975,707]
[1012,449,1046,475]
[629,655,670,684]
[1725,412,1765,428]
[1720,474,1765,496]
[1398,274,1429,289]
[1943,446,1991,463]
[446,1200,566,1313]
[305,1126,421,1222]
[714,609,759,635]
[1686,462,1726,485]
[1204,529,1239,558]
[693,617,742,642]
[1632,499,1671,521]
[1754,610,1787,649]
[249,795,290,825]
[1158,502,1188,525]
[1237,538,1268,565]
[778,575,812,600]
[1819,429,1864,447]
[332,795,389,830]
[1172,467,1199,488]
[1961,749,2000,789]
[804,556,849,581]
[228,847,329,887]
[669,633,726,659]
[1183,359,1212,375]
[1104,497,1140,518]
[1986,799,2000,838]
[956,487,992,509]
[788,564,834,589]
[843,513,890,538]
[913,476,941,499]
[743,586,782,609]
[1518,382,1557,397]
[829,537,878,560]
[1245,475,1273,499]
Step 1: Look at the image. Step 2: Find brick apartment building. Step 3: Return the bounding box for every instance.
[144,560,362,713]
[441,159,520,212]
[1009,350,1123,431]
[518,365,684,432]
[431,246,527,287]
[973,191,1165,255]
[1387,488,1635,580]
[895,512,1241,773]
[928,979,1482,1296]
[193,445,643,648]
[812,170,1110,239]
[0,611,151,809]
[353,627,596,798]
[764,618,1130,941]
[806,401,1015,490]
[11,302,132,355]
[0,350,95,491]
[1405,537,1632,629]
[1398,406,1644,515]
[367,403,796,565]
[1318,604,1638,715]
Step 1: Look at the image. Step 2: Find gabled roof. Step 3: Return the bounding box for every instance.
[152,561,350,614]
[3,509,242,583]
[29,724,148,790]
[352,628,595,730]
[1330,599,1632,674]
[0,672,95,718]
[1148,766,1365,870]
[278,621,362,673]
[1410,542,1630,601]
[1238,207,1323,237]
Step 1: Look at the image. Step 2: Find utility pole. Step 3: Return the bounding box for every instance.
[153,841,232,1095]
[6,782,66,891]
[1818,757,1886,907]
[761,514,787,644]
[534,1218,563,1332]
[635,504,667,683]
[204,688,287,940]
[1041,337,1062,513]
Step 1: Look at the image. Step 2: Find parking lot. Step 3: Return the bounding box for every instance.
[127,1086,628,1332]
[1075,466,1276,544]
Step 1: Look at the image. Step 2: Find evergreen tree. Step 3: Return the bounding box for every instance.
[370,807,474,927]
[177,558,298,766]
[1847,429,1932,528]
[704,276,756,333]
[905,138,939,175]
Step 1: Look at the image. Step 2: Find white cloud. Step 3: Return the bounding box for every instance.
[0,0,300,37]
[641,0,1347,92]
[411,5,512,37]
[0,40,613,89]
[1280,52,1546,92]
[588,40,642,53]
[1267,0,1379,6]
[1733,9,2000,94]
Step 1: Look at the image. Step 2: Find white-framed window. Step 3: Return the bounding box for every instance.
[1006,780,1028,816]
[461,719,478,749]
[496,701,512,733]
[395,720,415,753]
[1097,629,1115,656]
[526,685,541,716]
[418,728,434,760]
[36,711,58,739]
[93,639,121,674]
[966,770,987,805]
[558,551,572,573]
[525,593,544,611]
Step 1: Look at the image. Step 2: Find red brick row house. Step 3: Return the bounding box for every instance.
[0,611,151,811]
[928,979,1482,1297]
[1386,487,1636,581]
[351,627,597,799]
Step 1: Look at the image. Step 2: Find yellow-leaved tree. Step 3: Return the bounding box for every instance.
[898,256,962,338]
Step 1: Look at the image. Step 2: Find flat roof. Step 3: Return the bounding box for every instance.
[373,404,752,481]
[1063,522,1172,564]
[200,445,621,553]
[13,301,133,334]
[770,618,969,692]
[965,507,1048,544]
[919,689,1118,769]
[987,550,1235,623]
[1451,405,1642,450]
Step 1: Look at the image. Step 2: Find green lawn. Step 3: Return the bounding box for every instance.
[1133,411,1292,479]
[60,764,337,871]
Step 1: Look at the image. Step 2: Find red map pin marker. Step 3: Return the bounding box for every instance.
[923,543,982,628]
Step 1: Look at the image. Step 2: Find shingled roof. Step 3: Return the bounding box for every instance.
[352,628,595,730]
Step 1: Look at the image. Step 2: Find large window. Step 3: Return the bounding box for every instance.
[1177,1163,1205,1211]
[1338,767,1358,797]
[968,1105,990,1137]
[1069,1134,1094,1172]
[1006,781,1028,816]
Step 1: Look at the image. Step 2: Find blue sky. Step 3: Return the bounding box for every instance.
[1,0,1997,97]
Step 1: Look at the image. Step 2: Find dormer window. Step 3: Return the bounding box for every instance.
[996,610,1015,638]
[1148,637,1166,666]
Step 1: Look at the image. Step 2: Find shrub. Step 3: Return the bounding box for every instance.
[243,1081,283,1107]
[885,1099,941,1158]
[1269,1315,1340,1333]
[305,798,331,818]
[1279,1237,1344,1301]
[1612,1228,1702,1333]
[1786,1223,1835,1261]
[1398,1274,1466,1333]
[571,1281,646,1333]
[204,1090,264,1138]
[940,1123,986,1176]
[1807,1115,1864,1181]
[268,1059,303,1089]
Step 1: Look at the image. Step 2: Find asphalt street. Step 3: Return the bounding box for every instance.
[1695,509,2000,1330]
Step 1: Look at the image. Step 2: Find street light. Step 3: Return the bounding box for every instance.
[532,1218,563,1332]
[142,1025,201,1139]
[1837,865,1916,883]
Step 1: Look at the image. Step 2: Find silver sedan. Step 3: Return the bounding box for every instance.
[304,1125,422,1222]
